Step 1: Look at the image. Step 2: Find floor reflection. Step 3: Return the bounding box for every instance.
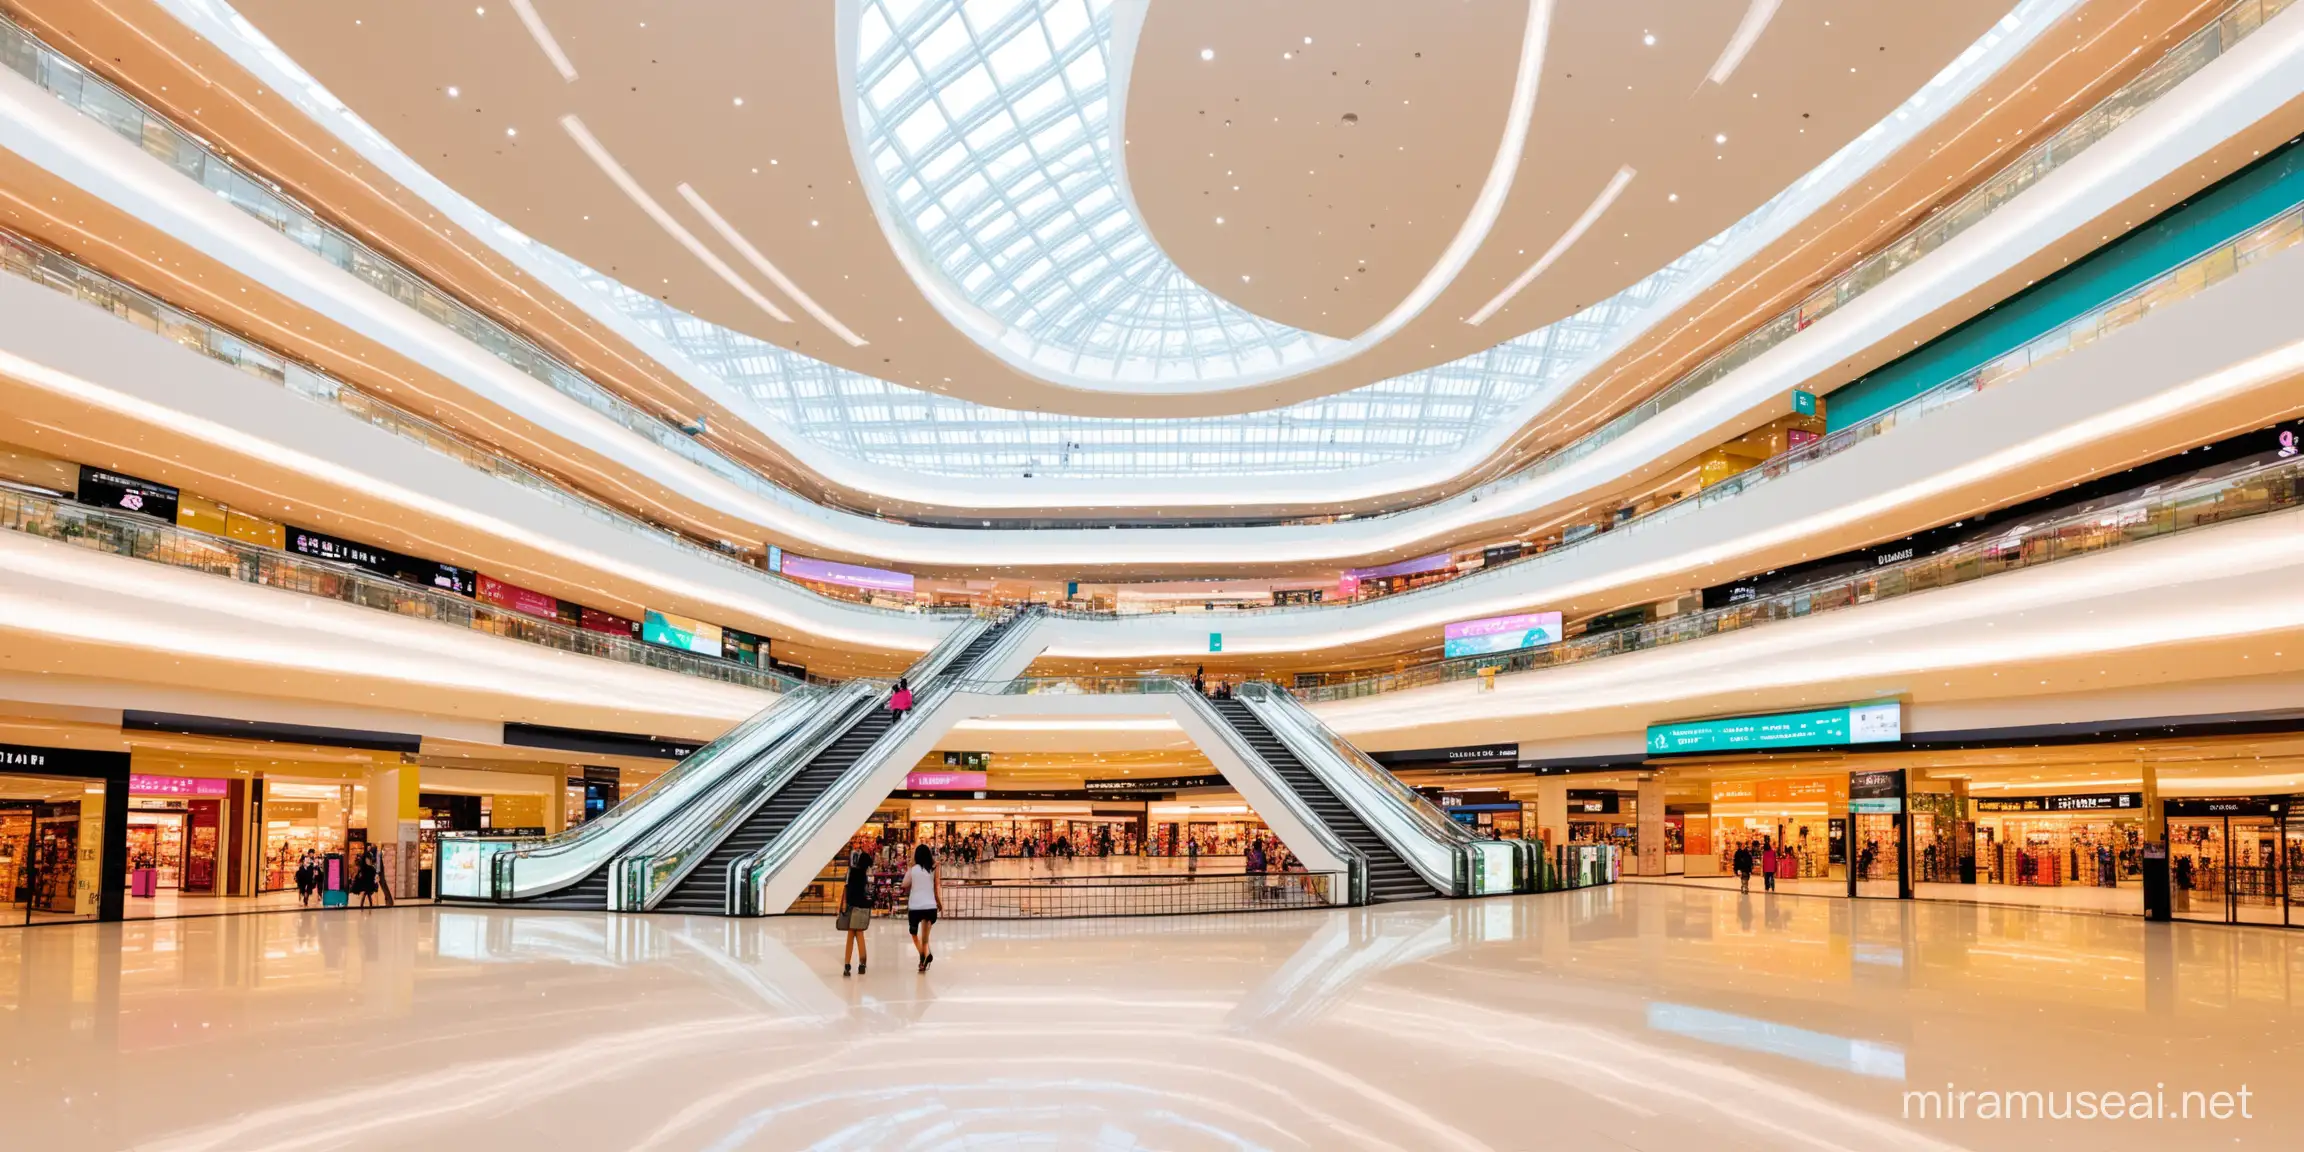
[2,885,2298,1149]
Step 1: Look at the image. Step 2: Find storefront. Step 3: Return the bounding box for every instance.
[124,773,233,898]
[2165,797,2297,928]
[1971,793,2145,889]
[1694,776,1846,882]
[257,778,360,892]
[0,742,128,925]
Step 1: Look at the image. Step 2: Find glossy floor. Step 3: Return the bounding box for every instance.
[3,885,2300,1150]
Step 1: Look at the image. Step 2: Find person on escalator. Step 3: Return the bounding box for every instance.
[838,848,873,978]
[901,842,943,972]
[888,678,914,723]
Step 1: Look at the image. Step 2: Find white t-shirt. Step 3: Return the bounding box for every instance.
[905,865,938,910]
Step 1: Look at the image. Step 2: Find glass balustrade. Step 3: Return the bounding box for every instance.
[1297,452,2304,703]
[0,484,797,691]
[447,686,826,900]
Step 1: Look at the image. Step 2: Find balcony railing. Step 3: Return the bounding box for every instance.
[0,484,800,692]
[1295,452,2304,702]
[788,867,1344,919]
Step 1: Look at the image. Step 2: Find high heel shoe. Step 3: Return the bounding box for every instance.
[858,961,866,974]
[842,963,852,978]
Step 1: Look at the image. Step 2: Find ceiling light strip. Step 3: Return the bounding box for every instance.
[509,0,579,82]
[1466,165,1636,327]
[557,115,792,323]
[1707,0,1782,86]
[1353,0,1554,343]
[676,182,867,347]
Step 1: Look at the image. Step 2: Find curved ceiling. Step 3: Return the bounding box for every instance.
[214,0,2017,416]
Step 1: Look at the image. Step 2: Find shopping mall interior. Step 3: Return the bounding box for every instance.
[2,0,2303,1146]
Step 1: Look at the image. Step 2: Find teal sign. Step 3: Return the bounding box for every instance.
[1647,702,1900,755]
[1208,633,1223,653]
[1791,389,1817,416]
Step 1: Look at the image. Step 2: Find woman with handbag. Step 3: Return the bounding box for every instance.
[838,848,873,977]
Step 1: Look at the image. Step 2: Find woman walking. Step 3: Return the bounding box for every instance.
[838,847,872,977]
[1760,839,1779,893]
[901,842,943,972]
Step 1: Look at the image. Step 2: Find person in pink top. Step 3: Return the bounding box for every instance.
[888,678,914,722]
[1759,840,1779,893]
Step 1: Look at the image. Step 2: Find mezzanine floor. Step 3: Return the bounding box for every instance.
[2,884,2298,1150]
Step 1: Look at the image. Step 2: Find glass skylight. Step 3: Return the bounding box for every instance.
[848,0,1347,388]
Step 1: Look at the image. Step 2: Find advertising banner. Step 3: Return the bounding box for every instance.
[1648,702,1902,755]
[642,609,724,657]
[476,574,560,620]
[778,553,915,594]
[1442,611,1563,659]
[1345,552,1452,582]
[286,526,475,596]
[76,466,180,523]
[579,607,642,639]
[128,774,230,797]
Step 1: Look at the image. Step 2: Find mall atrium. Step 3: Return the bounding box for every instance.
[1,0,2301,1147]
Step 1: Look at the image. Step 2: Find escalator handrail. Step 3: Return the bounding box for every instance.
[1174,685,1372,905]
[479,685,826,900]
[727,613,1068,913]
[614,680,884,910]
[1237,682,1479,895]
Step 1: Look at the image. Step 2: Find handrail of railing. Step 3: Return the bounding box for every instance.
[726,615,1054,915]
[1297,451,2304,704]
[0,484,802,692]
[615,680,886,910]
[2,0,2274,553]
[0,221,940,621]
[467,685,825,900]
[1234,682,1491,896]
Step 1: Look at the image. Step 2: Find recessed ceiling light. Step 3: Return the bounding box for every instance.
[506,127,518,137]
[446,86,460,97]
[1643,33,1656,46]
[1200,48,1215,61]
[1668,193,1678,202]
[810,219,820,227]
[733,97,745,106]
[1714,133,1727,144]
[475,5,485,14]
[1303,36,1313,45]
[1241,274,1251,282]
[1215,216,1225,224]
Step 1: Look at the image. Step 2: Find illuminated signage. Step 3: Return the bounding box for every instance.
[904,771,987,791]
[1443,611,1563,659]
[642,610,724,658]
[1647,703,1902,755]
[76,466,179,523]
[777,553,915,594]
[130,774,230,797]
[1974,793,2143,813]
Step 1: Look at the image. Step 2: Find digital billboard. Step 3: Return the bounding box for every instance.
[1647,702,1902,755]
[778,553,915,594]
[1442,611,1563,659]
[642,609,724,658]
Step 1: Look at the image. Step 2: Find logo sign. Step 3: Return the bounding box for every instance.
[130,774,231,797]
[1443,611,1563,659]
[1974,792,2142,813]
[1208,633,1223,653]
[1792,389,1818,416]
[1083,774,1226,794]
[1647,702,1902,755]
[905,771,987,791]
[942,751,991,770]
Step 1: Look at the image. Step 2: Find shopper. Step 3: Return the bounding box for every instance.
[838,848,872,977]
[888,678,914,723]
[1246,838,1268,901]
[295,851,318,906]
[1732,844,1753,893]
[352,847,378,908]
[1760,840,1779,892]
[901,842,943,972]
[1192,666,1206,695]
[1186,835,1200,873]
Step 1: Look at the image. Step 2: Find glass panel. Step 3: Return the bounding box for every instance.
[0,774,106,925]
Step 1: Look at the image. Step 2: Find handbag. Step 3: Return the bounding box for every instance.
[838,906,871,932]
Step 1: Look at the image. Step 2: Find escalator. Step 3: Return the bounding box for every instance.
[1208,698,1441,903]
[647,610,1037,914]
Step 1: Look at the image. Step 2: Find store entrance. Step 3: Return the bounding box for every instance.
[126,809,186,891]
[2168,805,2288,927]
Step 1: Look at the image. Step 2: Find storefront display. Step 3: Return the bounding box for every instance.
[1971,794,2143,888]
[2165,797,2288,927]
[260,780,356,892]
[1706,776,1845,880]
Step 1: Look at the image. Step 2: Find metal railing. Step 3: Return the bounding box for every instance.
[0,0,2278,556]
[449,686,826,901]
[731,615,1054,915]
[787,866,1344,919]
[1297,451,2304,702]
[1236,682,1504,896]
[0,222,950,620]
[0,484,800,691]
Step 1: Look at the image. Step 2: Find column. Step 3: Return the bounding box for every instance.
[2140,756,2171,921]
[1533,777,1571,853]
[365,764,420,902]
[1636,776,1666,877]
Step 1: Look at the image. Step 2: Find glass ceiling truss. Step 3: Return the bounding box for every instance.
[849,0,1346,387]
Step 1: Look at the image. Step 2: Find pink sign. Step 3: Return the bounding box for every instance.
[781,554,916,594]
[905,771,987,791]
[130,774,230,797]
[478,574,560,620]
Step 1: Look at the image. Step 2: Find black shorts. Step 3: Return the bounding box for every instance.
[908,908,939,934]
